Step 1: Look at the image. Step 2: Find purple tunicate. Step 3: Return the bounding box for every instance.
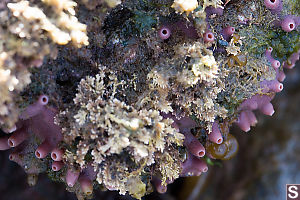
[281,16,296,32]
[159,26,171,40]
[265,47,281,69]
[208,122,223,144]
[283,50,300,69]
[203,31,215,42]
[184,130,206,157]
[264,0,282,13]
[181,152,208,177]
[260,79,283,93]
[221,26,235,41]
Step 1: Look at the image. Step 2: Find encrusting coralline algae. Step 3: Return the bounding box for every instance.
[0,0,299,199]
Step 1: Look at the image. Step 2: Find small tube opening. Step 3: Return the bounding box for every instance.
[8,139,14,147]
[217,138,223,144]
[199,151,205,157]
[35,151,41,158]
[51,152,57,160]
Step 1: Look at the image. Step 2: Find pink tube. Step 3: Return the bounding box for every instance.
[265,0,283,13]
[283,50,300,69]
[175,116,198,130]
[9,153,23,167]
[152,177,167,193]
[8,153,16,161]
[277,70,286,82]
[51,148,64,161]
[0,136,10,150]
[20,104,44,120]
[7,127,28,147]
[281,16,296,32]
[66,169,80,187]
[244,111,257,126]
[35,140,53,159]
[265,47,281,69]
[237,94,275,131]
[158,26,171,40]
[52,161,64,171]
[264,0,279,9]
[269,81,283,92]
[221,26,235,41]
[240,94,275,114]
[38,95,49,105]
[20,95,49,120]
[209,122,223,144]
[79,175,93,195]
[265,47,273,57]
[261,80,283,93]
[272,60,281,69]
[239,98,258,110]
[236,111,251,132]
[264,0,281,10]
[259,102,275,116]
[181,153,208,177]
[203,31,215,42]
[183,131,205,157]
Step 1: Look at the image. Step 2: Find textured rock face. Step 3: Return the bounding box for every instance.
[0,0,299,199]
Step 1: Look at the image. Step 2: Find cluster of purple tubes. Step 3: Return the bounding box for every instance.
[264,0,299,32]
[221,26,235,41]
[0,95,63,164]
[233,0,300,133]
[160,113,223,180]
[0,1,298,196]
[0,95,225,194]
[151,110,227,192]
[158,6,240,45]
[283,49,300,69]
[205,7,236,43]
[0,95,96,194]
[235,47,287,132]
[0,95,62,158]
